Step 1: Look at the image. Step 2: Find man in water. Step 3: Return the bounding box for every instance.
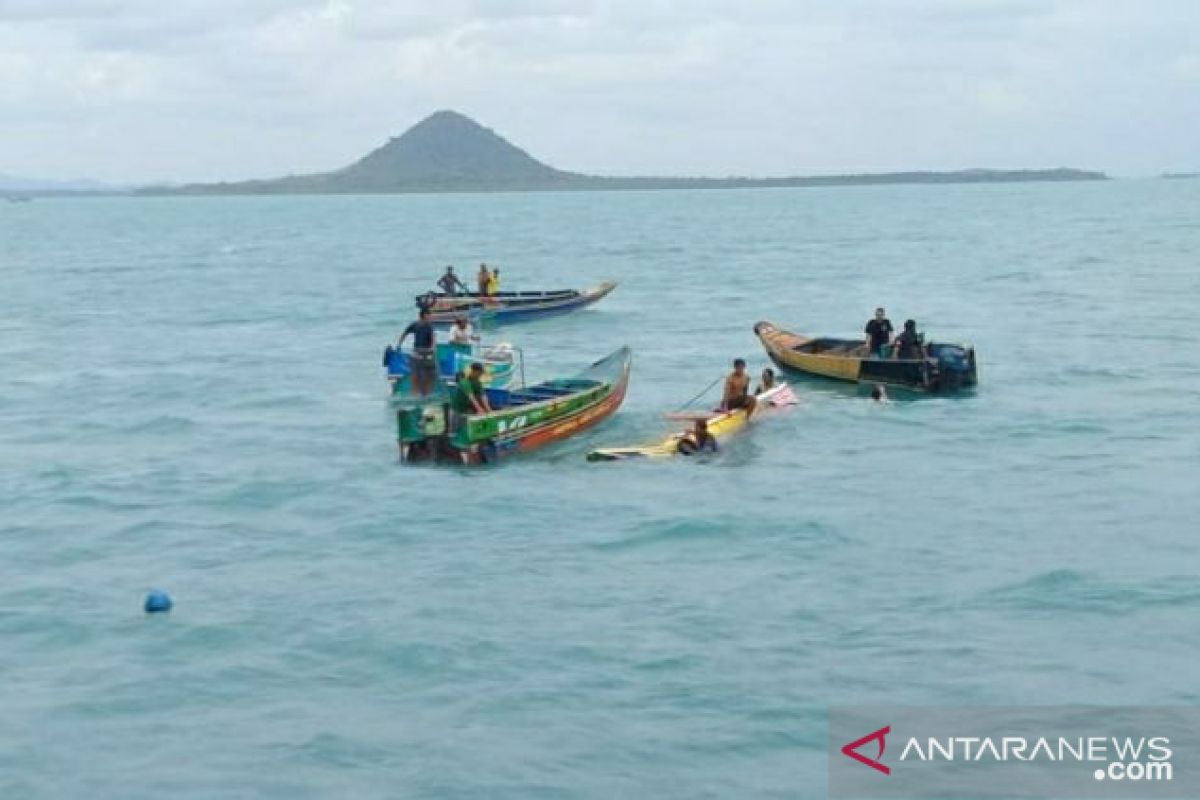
[893,319,927,360]
[477,264,490,295]
[871,384,889,402]
[721,358,757,418]
[453,362,492,416]
[864,307,894,358]
[437,266,467,296]
[398,308,437,396]
[755,367,776,394]
[677,419,718,455]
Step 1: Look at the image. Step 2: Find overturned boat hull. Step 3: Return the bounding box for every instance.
[587,383,795,461]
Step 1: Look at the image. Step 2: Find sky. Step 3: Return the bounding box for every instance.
[1,0,1198,183]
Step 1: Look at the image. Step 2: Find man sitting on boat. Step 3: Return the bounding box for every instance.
[677,419,718,456]
[755,368,776,394]
[398,308,437,396]
[437,266,467,296]
[893,319,928,360]
[453,363,492,416]
[864,307,894,358]
[721,359,757,418]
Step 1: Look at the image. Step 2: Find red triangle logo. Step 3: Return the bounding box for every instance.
[841,725,891,775]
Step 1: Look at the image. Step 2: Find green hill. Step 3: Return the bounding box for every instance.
[148,111,1107,195]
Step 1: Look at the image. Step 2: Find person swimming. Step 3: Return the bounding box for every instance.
[755,367,776,394]
[871,384,889,402]
[676,419,718,455]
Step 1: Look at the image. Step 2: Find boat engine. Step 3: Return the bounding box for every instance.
[931,344,974,390]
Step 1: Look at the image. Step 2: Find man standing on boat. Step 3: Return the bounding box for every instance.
[477,264,491,296]
[864,307,894,358]
[437,266,467,296]
[721,359,757,419]
[398,308,437,396]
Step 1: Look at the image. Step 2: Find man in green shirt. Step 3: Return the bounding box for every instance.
[453,363,492,416]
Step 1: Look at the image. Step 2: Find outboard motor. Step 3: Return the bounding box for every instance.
[930,344,973,390]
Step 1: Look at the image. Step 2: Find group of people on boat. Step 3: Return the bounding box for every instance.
[675,361,779,455]
[436,265,501,297]
[864,307,927,360]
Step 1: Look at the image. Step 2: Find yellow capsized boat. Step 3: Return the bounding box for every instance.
[587,383,795,461]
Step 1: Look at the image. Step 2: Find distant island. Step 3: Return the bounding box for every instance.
[140,110,1106,196]
[0,173,120,196]
[1162,172,1199,179]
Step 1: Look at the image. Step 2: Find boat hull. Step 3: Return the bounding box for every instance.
[420,281,617,324]
[753,321,977,392]
[587,383,793,461]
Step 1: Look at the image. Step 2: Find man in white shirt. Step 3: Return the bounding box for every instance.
[448,316,476,345]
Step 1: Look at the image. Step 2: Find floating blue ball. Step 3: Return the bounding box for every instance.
[144,590,173,614]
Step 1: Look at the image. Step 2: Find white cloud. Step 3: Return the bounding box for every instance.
[1,0,1197,181]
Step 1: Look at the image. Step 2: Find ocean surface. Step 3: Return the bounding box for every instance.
[2,181,1198,798]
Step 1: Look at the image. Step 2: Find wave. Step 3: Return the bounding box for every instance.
[976,569,1200,615]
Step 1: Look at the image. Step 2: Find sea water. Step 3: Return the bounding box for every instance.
[2,181,1198,798]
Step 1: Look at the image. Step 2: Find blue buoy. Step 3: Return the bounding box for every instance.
[144,590,173,614]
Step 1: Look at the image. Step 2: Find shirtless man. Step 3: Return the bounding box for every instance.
[721,358,757,419]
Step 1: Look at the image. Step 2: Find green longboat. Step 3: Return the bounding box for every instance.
[396,347,631,465]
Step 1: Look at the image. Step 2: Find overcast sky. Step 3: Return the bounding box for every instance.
[1,0,1197,183]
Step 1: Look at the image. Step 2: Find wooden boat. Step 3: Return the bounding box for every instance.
[587,383,796,461]
[754,321,977,392]
[383,341,520,398]
[416,281,617,324]
[396,347,631,465]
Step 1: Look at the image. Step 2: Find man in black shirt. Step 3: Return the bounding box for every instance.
[893,319,927,360]
[399,308,437,396]
[864,307,894,358]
